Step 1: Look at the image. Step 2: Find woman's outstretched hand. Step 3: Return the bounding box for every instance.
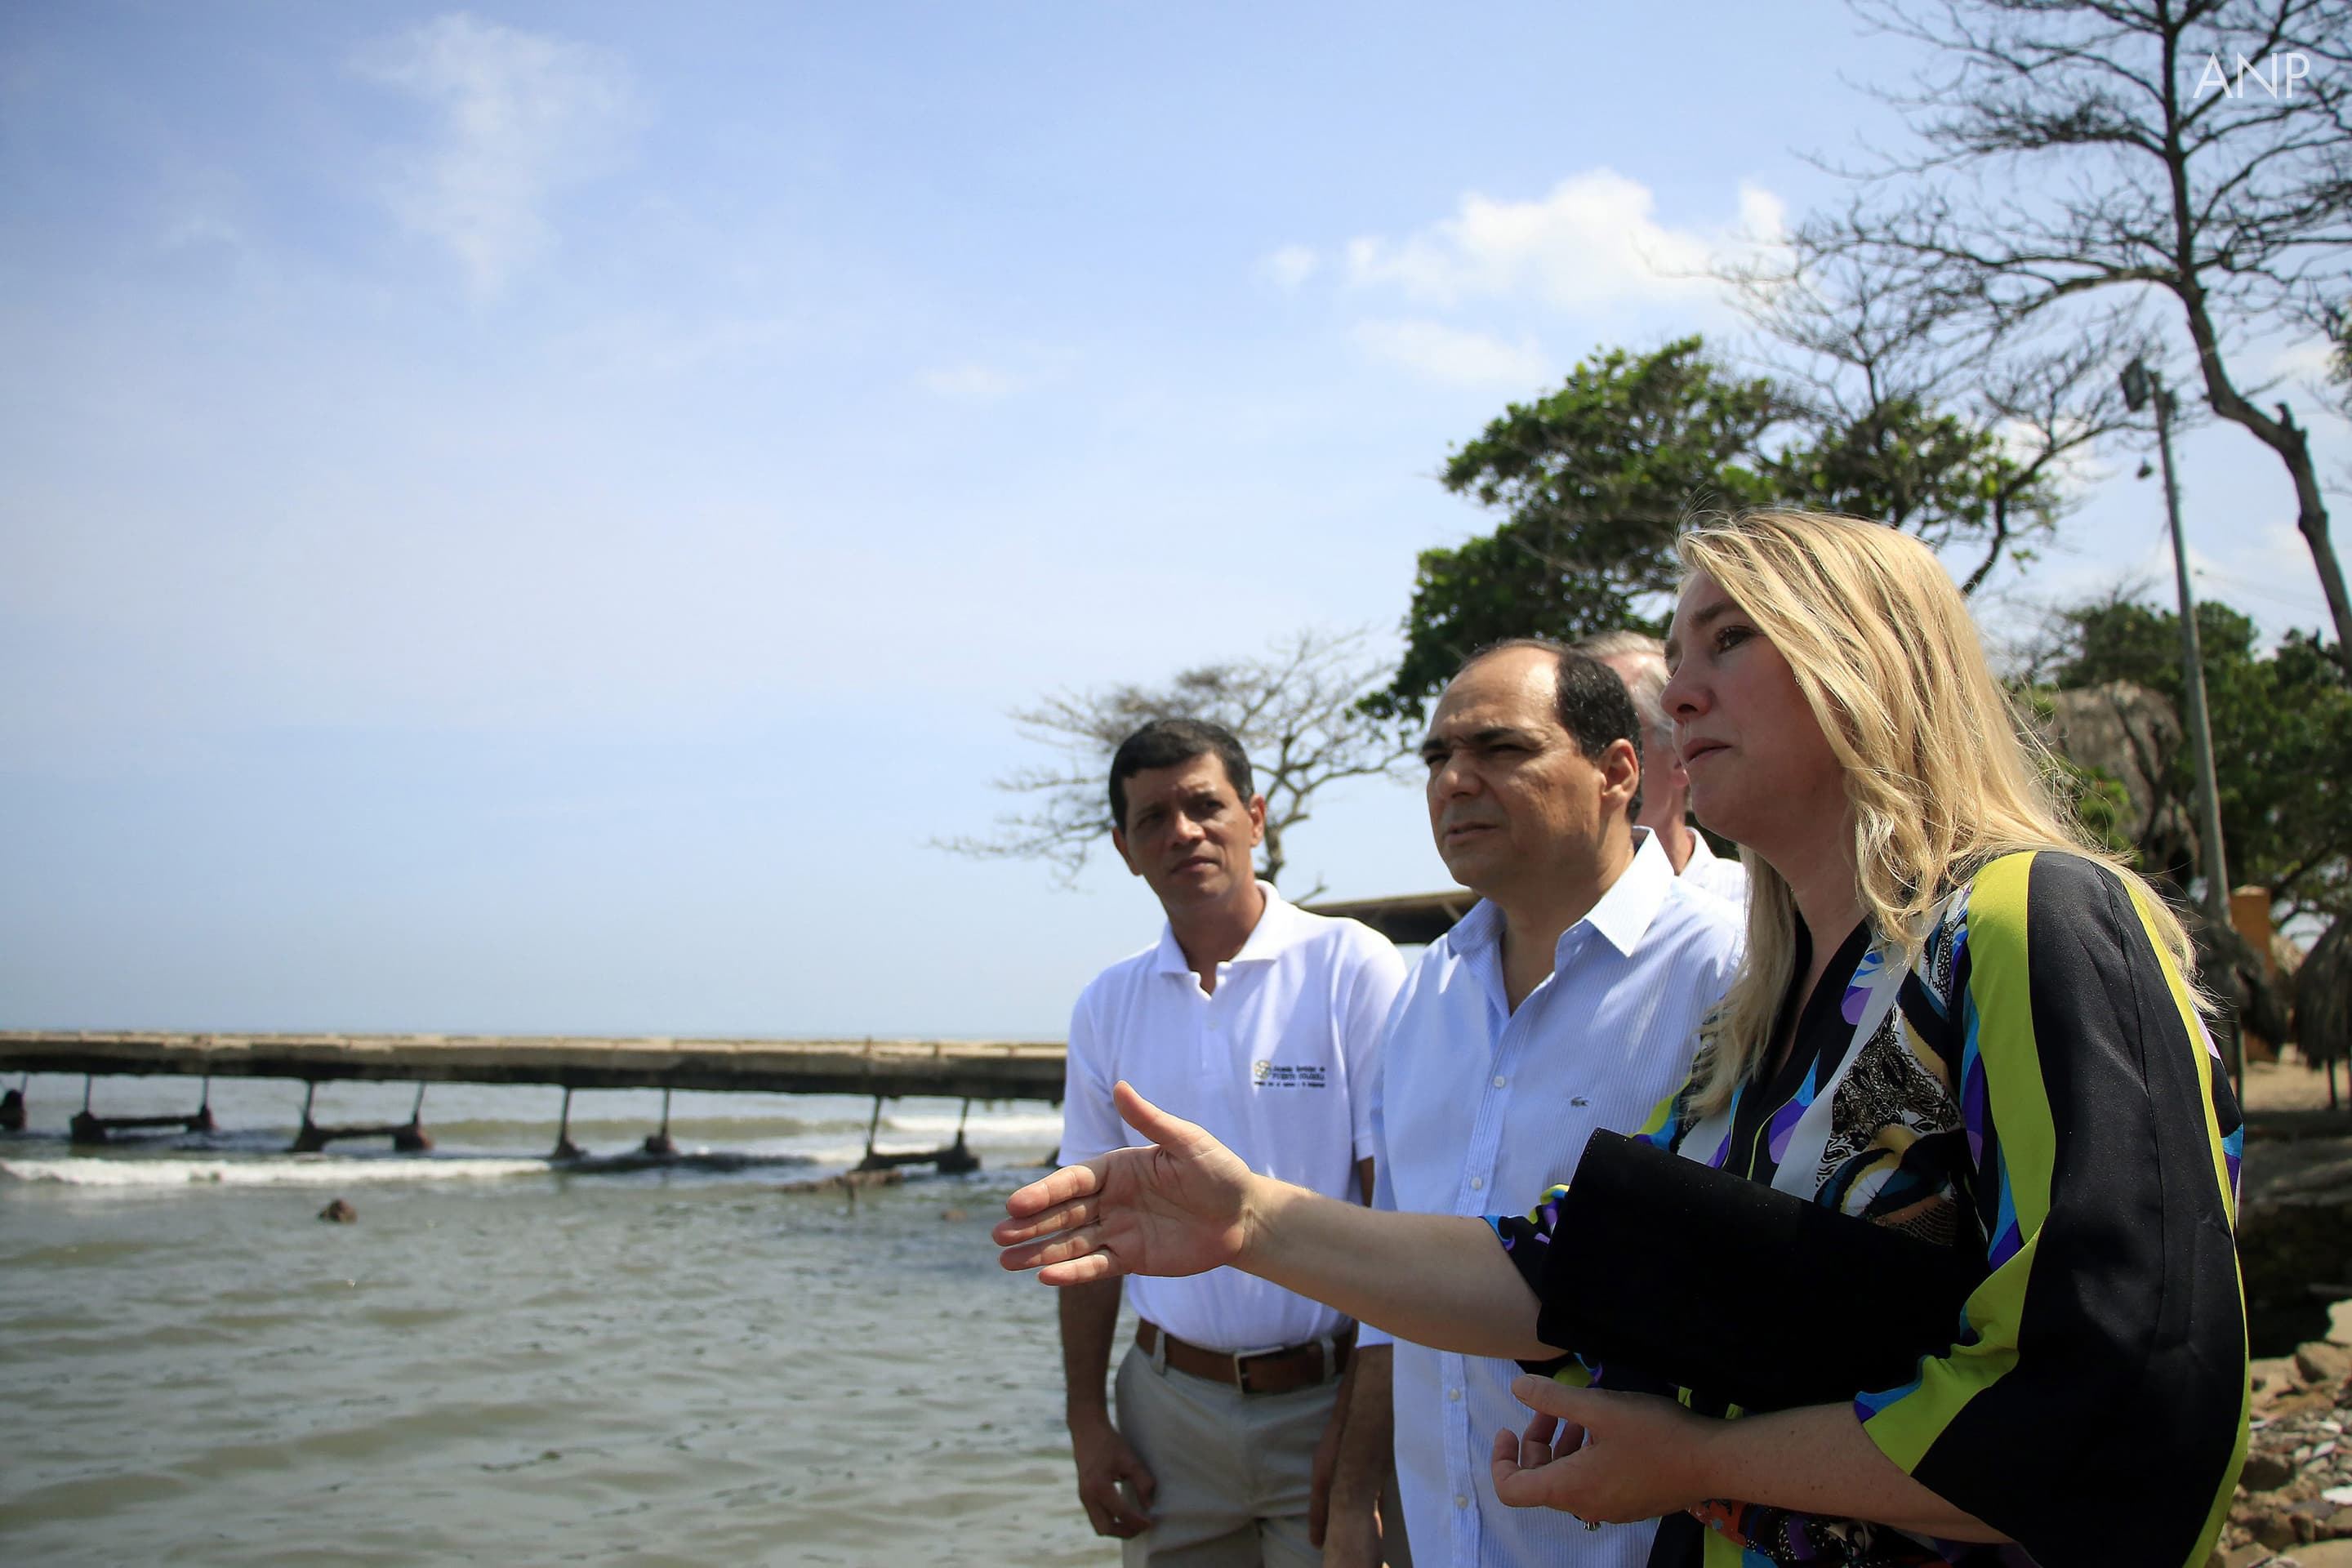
[995,1082,1259,1285]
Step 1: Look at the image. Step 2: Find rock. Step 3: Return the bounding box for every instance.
[2223,1545,2278,1567]
[2298,1342,2352,1388]
[2291,1542,2352,1566]
[2258,1357,2304,1396]
[2330,1300,2352,1350]
[2248,1451,2301,1490]
[775,1168,904,1196]
[2259,1512,2301,1549]
[317,1198,357,1223]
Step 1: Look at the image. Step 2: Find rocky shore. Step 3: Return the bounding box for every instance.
[2220,1303,2352,1566]
[2212,1061,2352,1567]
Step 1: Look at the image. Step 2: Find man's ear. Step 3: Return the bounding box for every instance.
[1111,826,1143,877]
[1602,737,1642,812]
[1246,794,1267,846]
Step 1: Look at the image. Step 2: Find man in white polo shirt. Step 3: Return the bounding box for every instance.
[1059,718,1406,1568]
[1323,643,1740,1568]
[1578,629,1748,911]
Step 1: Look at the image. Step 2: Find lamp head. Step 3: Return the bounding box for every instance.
[2119,359,2152,413]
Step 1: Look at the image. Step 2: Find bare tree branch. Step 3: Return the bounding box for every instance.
[934,627,1414,889]
[1773,0,2352,651]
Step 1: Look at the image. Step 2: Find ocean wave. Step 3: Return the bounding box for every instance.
[885,1111,1064,1139]
[0,1156,552,1189]
[417,1115,871,1141]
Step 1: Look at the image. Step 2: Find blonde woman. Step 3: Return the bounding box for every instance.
[996,510,2248,1568]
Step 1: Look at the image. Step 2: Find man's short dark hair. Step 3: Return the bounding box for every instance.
[1459,639,1643,816]
[1108,719,1255,831]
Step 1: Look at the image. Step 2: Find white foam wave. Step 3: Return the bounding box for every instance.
[887,1111,1064,1139]
[0,1156,550,1189]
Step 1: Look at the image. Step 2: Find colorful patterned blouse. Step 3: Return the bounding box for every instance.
[1490,850,2249,1568]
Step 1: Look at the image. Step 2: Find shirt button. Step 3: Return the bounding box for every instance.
[1454,1494,1470,1509]
[1469,1176,1484,1191]
[1492,1074,1507,1088]
[1447,1387,1463,1401]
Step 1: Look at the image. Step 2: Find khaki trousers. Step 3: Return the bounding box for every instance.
[1113,1342,1334,1568]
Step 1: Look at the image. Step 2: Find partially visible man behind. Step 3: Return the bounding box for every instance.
[1059,718,1406,1568]
[1324,643,1741,1568]
[1579,629,1748,909]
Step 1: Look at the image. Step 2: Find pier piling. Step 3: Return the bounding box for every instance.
[551,1085,583,1161]
[641,1087,676,1157]
[935,1098,980,1176]
[392,1083,432,1152]
[854,1094,982,1174]
[292,1080,436,1154]
[70,1073,225,1144]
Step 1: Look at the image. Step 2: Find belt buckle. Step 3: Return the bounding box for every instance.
[1230,1343,1287,1394]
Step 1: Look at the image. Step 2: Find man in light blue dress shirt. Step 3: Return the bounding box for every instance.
[1323,641,1742,1568]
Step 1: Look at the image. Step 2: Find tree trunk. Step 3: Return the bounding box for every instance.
[2170,271,2352,659]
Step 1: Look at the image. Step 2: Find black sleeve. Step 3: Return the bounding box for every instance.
[1523,1130,1984,1413]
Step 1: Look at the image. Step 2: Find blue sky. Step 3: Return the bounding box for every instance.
[2,2,2343,1038]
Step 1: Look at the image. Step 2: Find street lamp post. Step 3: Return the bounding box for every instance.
[2120,358,2240,1095]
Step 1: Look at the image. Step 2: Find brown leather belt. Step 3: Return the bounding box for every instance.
[1136,1319,1354,1396]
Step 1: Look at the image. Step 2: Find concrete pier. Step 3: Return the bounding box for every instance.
[0,1031,1067,1103]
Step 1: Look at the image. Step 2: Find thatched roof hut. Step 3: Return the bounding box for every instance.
[2291,917,2349,1107]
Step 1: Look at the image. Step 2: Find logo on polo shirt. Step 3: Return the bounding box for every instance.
[1250,1059,1328,1089]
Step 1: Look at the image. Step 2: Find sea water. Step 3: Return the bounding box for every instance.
[0,1074,1115,1566]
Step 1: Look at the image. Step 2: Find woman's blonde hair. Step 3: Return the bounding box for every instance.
[1678,508,2203,1114]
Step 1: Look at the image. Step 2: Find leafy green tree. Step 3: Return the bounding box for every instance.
[2052,598,2352,925]
[1376,336,2060,718]
[1372,340,1779,716]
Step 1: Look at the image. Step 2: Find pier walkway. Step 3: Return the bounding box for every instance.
[0,1030,1066,1101]
[0,1031,1066,1164]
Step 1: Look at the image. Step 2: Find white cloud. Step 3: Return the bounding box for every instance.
[354,13,638,300]
[1352,318,1552,388]
[1261,243,1319,289]
[1343,170,1783,311]
[2265,335,2339,385]
[915,363,1020,403]
[1994,414,2110,503]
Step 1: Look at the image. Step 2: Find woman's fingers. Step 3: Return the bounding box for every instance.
[1490,1426,1572,1512]
[1000,1160,1106,1225]
[998,1218,1109,1272]
[992,1192,1099,1248]
[1037,1251,1122,1287]
[1490,1443,1570,1511]
[1517,1410,1559,1468]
